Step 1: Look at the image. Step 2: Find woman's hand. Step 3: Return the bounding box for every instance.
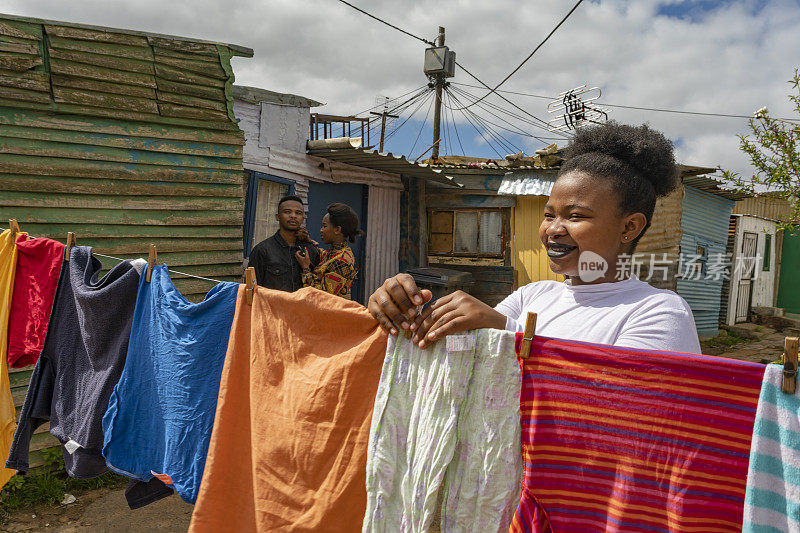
[411,290,507,349]
[295,227,311,242]
[368,274,432,336]
[294,249,311,270]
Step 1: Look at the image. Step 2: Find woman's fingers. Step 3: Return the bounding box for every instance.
[418,313,470,349]
[410,305,436,342]
[413,299,459,346]
[385,274,423,320]
[370,289,408,332]
[396,274,427,307]
[421,309,466,345]
[367,295,399,335]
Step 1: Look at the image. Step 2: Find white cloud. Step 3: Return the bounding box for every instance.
[2,0,798,180]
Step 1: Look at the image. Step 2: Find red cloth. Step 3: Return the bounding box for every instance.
[510,334,765,533]
[7,236,64,368]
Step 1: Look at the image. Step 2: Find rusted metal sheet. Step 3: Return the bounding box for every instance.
[269,146,404,190]
[732,196,792,221]
[635,185,684,291]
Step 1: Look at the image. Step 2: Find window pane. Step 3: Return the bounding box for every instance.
[479,211,502,254]
[253,179,290,248]
[429,233,453,253]
[454,212,478,253]
[430,211,453,234]
[763,234,772,271]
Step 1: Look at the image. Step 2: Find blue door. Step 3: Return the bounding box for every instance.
[307,182,368,303]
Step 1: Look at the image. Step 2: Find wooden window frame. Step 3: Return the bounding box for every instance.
[427,208,507,259]
[763,233,772,271]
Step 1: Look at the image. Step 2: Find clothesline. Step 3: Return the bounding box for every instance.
[0,226,227,285]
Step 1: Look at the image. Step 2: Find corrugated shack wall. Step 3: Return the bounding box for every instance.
[634,185,684,291]
[511,196,564,287]
[733,196,791,221]
[676,186,736,338]
[0,14,250,469]
[364,185,400,298]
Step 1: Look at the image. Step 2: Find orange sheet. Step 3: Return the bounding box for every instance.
[189,286,386,532]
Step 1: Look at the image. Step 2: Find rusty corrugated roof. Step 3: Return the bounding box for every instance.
[307,147,463,187]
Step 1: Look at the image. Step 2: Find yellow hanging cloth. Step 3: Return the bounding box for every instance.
[0,228,28,489]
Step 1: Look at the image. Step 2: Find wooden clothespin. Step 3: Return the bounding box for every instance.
[146,244,157,283]
[64,232,76,262]
[519,312,538,360]
[245,267,256,305]
[8,219,20,238]
[782,336,799,394]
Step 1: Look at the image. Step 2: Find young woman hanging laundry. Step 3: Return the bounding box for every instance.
[368,121,701,354]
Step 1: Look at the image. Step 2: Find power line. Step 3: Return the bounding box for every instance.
[445,90,466,155]
[452,82,800,122]
[448,88,521,155]
[334,0,434,45]
[409,93,436,157]
[446,90,506,158]
[332,0,562,146]
[452,0,584,111]
[352,85,428,117]
[356,87,433,147]
[449,85,568,141]
[383,89,435,144]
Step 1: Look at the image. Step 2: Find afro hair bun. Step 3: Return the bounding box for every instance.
[563,121,679,198]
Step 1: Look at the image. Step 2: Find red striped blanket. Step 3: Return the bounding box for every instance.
[511,335,765,533]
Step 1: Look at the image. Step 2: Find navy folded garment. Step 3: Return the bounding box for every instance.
[101,265,237,504]
[6,247,145,478]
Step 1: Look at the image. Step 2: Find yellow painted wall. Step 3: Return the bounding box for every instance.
[512,196,564,288]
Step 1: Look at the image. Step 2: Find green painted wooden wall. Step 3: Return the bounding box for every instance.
[0,14,251,470]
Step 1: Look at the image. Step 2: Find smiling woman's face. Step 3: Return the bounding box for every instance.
[539,171,645,284]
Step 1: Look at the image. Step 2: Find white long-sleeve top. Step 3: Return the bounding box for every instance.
[494,275,702,354]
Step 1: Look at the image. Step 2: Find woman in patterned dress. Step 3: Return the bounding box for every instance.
[295,203,364,299]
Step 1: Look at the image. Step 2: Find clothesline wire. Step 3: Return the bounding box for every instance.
[1,226,228,285]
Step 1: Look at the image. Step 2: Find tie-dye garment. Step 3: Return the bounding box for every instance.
[363,330,522,533]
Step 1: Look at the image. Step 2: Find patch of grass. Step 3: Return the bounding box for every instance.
[701,330,756,354]
[1,449,126,517]
[1,472,65,513]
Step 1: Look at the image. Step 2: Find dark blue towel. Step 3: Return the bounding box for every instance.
[101,264,237,504]
[6,246,144,478]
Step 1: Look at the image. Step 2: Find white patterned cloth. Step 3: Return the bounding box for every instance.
[363,329,522,533]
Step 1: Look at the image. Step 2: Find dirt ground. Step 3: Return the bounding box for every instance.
[707,322,786,364]
[1,488,192,533]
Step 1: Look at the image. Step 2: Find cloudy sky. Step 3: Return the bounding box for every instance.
[3,0,798,181]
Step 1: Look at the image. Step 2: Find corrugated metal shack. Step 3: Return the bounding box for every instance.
[675,179,742,337]
[0,12,252,470]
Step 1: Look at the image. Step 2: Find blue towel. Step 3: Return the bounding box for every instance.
[101,265,238,504]
[743,364,800,532]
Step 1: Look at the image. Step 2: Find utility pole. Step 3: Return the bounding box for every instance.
[370,108,398,153]
[431,26,445,161]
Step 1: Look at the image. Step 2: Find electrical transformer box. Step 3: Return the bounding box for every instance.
[424,46,456,77]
